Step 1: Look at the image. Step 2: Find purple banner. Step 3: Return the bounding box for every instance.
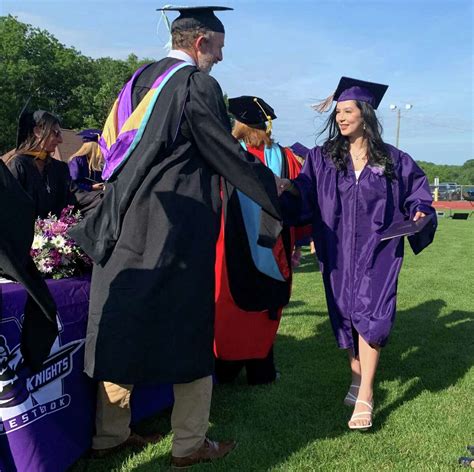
[0,277,173,472]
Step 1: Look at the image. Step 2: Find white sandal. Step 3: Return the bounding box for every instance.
[348,400,373,431]
[343,384,360,406]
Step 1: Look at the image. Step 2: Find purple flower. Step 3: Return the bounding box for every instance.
[31,207,90,279]
[60,205,75,219]
[49,249,63,265]
[50,221,68,235]
[368,165,385,176]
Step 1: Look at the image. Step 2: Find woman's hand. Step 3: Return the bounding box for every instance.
[413,211,426,221]
[92,183,105,191]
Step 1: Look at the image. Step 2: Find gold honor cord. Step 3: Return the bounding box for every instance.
[253,97,272,134]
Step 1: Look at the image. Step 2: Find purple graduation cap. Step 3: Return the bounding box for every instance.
[313,77,388,112]
[77,128,101,143]
[334,77,388,109]
[228,96,276,125]
[157,5,233,34]
[289,142,310,159]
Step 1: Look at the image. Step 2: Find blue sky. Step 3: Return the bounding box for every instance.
[2,0,472,165]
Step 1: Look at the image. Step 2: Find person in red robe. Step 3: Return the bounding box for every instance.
[214,95,307,385]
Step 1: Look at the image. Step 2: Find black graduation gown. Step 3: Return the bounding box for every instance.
[0,161,58,372]
[70,58,282,384]
[7,154,71,218]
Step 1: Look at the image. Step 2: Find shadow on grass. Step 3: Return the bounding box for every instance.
[293,252,319,274]
[373,299,474,429]
[75,300,473,471]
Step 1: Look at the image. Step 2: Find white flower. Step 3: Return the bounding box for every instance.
[38,259,53,273]
[32,234,47,250]
[61,245,72,255]
[51,235,66,248]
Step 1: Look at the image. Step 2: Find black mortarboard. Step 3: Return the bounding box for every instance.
[77,128,102,143]
[16,98,34,148]
[157,6,233,34]
[16,99,55,148]
[334,77,388,110]
[228,96,277,126]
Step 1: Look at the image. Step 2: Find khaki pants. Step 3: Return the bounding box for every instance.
[92,375,212,457]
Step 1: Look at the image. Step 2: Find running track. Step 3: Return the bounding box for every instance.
[433,201,474,210]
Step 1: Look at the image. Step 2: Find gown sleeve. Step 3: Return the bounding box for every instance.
[400,152,434,217]
[398,151,437,254]
[69,157,92,191]
[6,157,27,188]
[280,147,319,226]
[184,72,281,222]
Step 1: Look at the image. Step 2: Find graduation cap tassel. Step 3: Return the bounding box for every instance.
[157,4,173,51]
[253,98,273,134]
[311,93,335,113]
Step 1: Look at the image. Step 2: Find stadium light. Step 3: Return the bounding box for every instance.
[390,103,413,147]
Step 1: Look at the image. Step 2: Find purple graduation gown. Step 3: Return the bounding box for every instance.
[284,144,435,351]
[68,155,103,191]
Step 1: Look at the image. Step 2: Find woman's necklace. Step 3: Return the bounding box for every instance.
[352,148,368,161]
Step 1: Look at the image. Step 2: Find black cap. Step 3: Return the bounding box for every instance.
[16,99,35,149]
[157,6,233,34]
[228,96,277,126]
[16,100,59,148]
[17,98,47,148]
[77,129,102,143]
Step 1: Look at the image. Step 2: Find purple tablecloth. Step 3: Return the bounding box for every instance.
[0,277,173,472]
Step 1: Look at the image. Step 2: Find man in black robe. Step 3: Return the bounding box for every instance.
[70,6,282,468]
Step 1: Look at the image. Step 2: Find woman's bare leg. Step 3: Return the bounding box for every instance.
[348,335,380,428]
[345,349,361,404]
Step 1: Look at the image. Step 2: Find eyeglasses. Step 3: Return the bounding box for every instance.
[51,129,62,138]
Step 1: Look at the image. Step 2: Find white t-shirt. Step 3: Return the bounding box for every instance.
[355,170,362,180]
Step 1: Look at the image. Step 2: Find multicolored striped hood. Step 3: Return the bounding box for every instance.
[100,61,192,181]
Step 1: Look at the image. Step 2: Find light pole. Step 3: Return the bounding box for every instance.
[389,103,413,147]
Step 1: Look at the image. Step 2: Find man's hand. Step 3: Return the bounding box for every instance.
[274,176,292,196]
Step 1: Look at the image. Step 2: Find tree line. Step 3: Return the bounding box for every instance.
[417,160,474,186]
[0,15,151,153]
[1,16,472,184]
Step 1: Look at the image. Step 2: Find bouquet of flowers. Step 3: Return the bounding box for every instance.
[30,206,92,279]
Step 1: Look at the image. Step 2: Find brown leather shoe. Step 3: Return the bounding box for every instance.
[171,437,237,469]
[89,431,163,459]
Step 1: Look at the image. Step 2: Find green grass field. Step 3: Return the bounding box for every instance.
[77,217,474,472]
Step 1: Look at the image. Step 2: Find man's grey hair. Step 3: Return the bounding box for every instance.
[171,27,214,50]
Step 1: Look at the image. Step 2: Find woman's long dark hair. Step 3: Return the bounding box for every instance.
[318,101,395,179]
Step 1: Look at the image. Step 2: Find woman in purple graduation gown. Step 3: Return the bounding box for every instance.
[68,129,104,192]
[278,77,436,430]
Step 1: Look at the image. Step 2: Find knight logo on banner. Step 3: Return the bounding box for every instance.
[0,315,84,435]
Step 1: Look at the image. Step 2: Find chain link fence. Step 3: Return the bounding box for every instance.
[429,184,474,201]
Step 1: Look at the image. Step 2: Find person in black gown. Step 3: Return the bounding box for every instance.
[70,6,282,468]
[0,160,58,372]
[6,110,71,219]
